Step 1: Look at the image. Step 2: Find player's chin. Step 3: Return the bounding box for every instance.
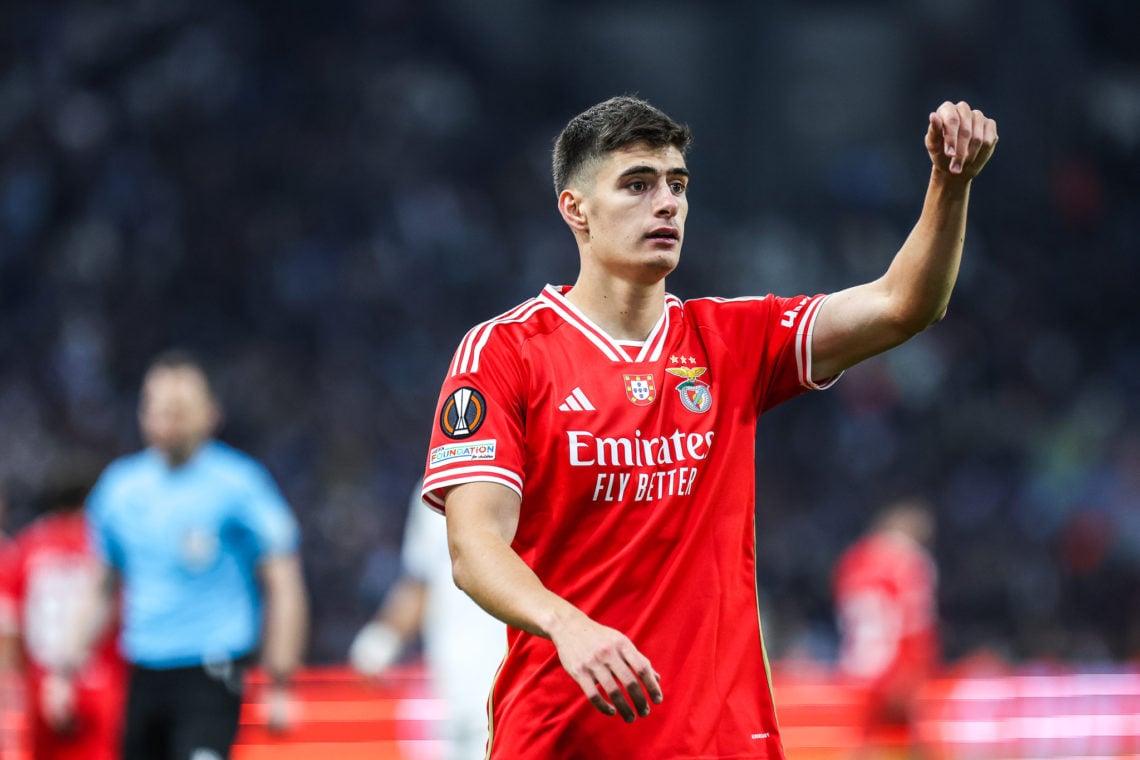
[641,236,681,258]
[635,253,679,280]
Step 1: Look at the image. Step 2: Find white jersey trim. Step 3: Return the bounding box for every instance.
[450,299,550,377]
[539,286,629,361]
[539,285,680,364]
[795,294,842,390]
[422,467,525,513]
[643,295,683,363]
[686,293,840,391]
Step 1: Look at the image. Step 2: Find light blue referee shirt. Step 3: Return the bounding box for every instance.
[87,440,299,669]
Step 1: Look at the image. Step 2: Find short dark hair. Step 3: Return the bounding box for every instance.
[552,95,692,194]
[145,348,216,397]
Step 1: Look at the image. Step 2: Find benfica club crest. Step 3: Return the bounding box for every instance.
[623,374,656,406]
[666,366,713,413]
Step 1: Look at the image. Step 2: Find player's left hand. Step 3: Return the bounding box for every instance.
[548,610,663,723]
[926,101,998,180]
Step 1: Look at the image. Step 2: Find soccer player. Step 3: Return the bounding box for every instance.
[0,463,126,760]
[422,96,997,759]
[349,480,505,760]
[834,499,939,758]
[81,350,309,760]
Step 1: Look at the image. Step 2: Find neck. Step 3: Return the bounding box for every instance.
[564,272,666,342]
[159,439,207,468]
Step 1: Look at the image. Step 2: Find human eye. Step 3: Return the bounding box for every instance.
[670,181,687,194]
[628,180,647,192]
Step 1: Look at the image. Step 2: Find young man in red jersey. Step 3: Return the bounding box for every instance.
[0,462,127,760]
[422,96,997,759]
[835,499,940,757]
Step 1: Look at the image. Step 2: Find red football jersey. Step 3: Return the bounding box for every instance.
[423,284,836,759]
[833,530,939,700]
[1,511,126,760]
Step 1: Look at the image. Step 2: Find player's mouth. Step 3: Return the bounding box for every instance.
[645,227,680,243]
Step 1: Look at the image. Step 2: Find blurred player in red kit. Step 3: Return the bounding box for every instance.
[834,499,939,758]
[423,95,996,759]
[0,463,126,760]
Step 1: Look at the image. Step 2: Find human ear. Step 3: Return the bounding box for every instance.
[558,189,589,232]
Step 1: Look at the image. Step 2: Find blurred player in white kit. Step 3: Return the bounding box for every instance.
[350,481,505,760]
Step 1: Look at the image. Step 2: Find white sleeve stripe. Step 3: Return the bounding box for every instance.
[421,474,525,514]
[452,324,484,376]
[795,294,822,386]
[422,491,446,513]
[466,302,547,374]
[452,323,487,377]
[451,300,547,376]
[424,465,523,490]
[452,299,537,376]
[794,295,817,384]
[796,294,841,390]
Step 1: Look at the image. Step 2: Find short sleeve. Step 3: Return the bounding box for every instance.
[238,463,300,559]
[690,293,839,414]
[422,319,528,512]
[756,293,840,409]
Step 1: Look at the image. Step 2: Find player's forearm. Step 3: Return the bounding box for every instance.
[450,528,584,640]
[260,555,309,683]
[881,167,972,331]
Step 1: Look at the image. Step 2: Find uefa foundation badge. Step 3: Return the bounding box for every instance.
[667,366,713,413]
[624,374,656,406]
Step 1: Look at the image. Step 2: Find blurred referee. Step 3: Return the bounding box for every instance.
[79,350,308,760]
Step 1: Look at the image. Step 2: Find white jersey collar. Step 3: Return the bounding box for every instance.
[538,284,681,363]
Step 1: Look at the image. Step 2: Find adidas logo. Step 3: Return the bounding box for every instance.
[558,387,595,412]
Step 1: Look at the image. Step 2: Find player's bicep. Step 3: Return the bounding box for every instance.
[444,482,525,609]
[811,280,914,380]
[444,481,521,559]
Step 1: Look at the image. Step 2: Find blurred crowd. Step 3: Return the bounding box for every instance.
[1,0,1137,665]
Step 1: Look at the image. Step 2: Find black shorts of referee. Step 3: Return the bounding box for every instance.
[121,655,249,760]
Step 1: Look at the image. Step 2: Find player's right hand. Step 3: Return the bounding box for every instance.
[548,610,663,723]
[926,100,998,180]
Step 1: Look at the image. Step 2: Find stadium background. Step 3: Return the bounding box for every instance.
[0,0,1137,756]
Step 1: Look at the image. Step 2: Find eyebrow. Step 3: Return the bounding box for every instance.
[618,164,690,180]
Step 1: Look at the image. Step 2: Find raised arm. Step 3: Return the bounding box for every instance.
[446,481,662,723]
[811,101,999,381]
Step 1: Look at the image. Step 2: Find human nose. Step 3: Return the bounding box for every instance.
[653,182,677,217]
